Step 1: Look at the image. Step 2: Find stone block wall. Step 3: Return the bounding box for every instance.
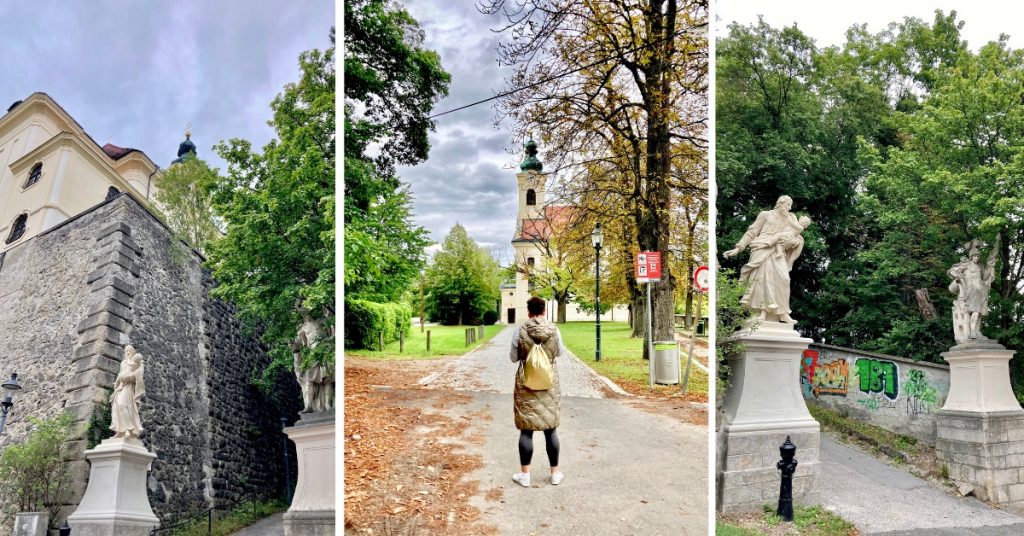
[937,410,1024,506]
[717,427,820,512]
[801,343,950,444]
[0,194,299,528]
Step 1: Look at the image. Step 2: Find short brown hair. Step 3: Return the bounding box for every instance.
[527,296,546,316]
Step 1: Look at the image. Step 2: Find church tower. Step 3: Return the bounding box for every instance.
[517,139,545,222]
[502,139,549,324]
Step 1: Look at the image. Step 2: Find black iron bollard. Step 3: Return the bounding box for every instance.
[777,435,798,522]
[59,521,71,536]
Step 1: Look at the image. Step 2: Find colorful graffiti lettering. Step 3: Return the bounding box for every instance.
[905,370,938,415]
[857,396,897,411]
[800,350,819,398]
[855,358,899,401]
[812,359,848,398]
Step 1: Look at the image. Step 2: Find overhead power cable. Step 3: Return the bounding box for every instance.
[427,26,700,119]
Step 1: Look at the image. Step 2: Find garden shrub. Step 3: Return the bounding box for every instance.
[0,412,72,529]
[482,309,498,325]
[344,300,412,349]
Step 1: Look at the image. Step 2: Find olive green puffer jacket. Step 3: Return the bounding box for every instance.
[512,318,561,431]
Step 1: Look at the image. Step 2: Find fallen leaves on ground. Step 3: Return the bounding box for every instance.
[344,358,496,535]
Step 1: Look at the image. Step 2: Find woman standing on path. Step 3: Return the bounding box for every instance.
[509,296,565,487]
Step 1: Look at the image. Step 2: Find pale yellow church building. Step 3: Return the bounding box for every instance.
[500,140,627,324]
[0,92,172,252]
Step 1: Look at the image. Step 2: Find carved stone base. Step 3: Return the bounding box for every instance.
[283,410,335,536]
[941,343,1022,413]
[937,410,1024,506]
[717,322,821,512]
[66,437,158,536]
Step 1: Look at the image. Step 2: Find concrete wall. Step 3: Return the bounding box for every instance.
[0,193,298,527]
[800,343,950,444]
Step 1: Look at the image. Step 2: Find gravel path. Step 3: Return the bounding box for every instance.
[821,436,1024,534]
[423,325,615,397]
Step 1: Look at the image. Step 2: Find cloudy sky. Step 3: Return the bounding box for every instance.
[717,0,1024,50]
[0,1,334,172]
[398,0,524,262]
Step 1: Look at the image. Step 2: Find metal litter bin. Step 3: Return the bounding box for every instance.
[654,341,680,385]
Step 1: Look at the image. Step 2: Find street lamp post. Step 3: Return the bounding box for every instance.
[0,373,23,436]
[592,223,604,362]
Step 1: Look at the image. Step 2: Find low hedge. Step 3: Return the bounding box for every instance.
[345,300,412,350]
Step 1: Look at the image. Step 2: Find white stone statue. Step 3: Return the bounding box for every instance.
[110,345,146,438]
[723,195,811,324]
[948,236,999,342]
[291,310,334,413]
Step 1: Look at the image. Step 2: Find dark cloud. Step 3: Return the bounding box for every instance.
[0,1,334,172]
[398,0,527,259]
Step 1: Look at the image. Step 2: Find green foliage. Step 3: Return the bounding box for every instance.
[718,12,1024,395]
[424,224,501,326]
[715,270,748,401]
[207,30,335,374]
[86,401,112,450]
[0,413,72,525]
[346,324,505,360]
[482,309,499,325]
[344,0,449,302]
[343,299,412,349]
[154,155,222,255]
[172,499,287,536]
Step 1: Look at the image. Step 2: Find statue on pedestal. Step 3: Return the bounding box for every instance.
[948,236,999,342]
[291,308,334,413]
[110,345,146,438]
[723,195,812,324]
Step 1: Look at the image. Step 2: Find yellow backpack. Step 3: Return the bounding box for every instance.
[523,342,554,391]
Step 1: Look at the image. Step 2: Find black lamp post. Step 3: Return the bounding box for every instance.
[281,417,292,503]
[0,373,23,436]
[592,223,604,362]
[777,436,798,522]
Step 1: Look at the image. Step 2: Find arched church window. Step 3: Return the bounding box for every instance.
[25,163,42,188]
[527,257,535,268]
[105,186,120,201]
[526,189,536,206]
[6,214,27,244]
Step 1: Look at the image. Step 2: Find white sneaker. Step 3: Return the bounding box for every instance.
[512,472,531,487]
[550,472,564,485]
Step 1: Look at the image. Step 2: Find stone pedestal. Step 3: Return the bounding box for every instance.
[67,438,158,536]
[717,321,821,512]
[283,410,335,536]
[936,342,1024,506]
[14,512,48,536]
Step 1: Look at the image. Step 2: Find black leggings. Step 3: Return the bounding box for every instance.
[518,429,559,467]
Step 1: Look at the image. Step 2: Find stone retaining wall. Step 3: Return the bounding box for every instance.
[801,343,950,444]
[0,194,299,528]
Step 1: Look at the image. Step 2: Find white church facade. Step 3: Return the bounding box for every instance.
[499,140,628,324]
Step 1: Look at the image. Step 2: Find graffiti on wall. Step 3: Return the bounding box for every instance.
[801,349,849,398]
[905,369,939,415]
[855,358,899,401]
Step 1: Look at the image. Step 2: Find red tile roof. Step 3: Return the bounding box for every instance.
[516,205,573,241]
[102,143,137,160]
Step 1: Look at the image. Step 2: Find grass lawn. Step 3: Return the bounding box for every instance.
[557,321,708,399]
[345,324,505,360]
[717,505,858,536]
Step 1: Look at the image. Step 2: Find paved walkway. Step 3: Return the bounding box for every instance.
[229,513,283,536]
[821,436,1024,535]
[425,325,614,397]
[420,326,707,535]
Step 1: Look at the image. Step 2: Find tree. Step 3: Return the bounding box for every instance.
[481,0,708,357]
[0,413,72,528]
[344,0,450,302]
[425,224,502,325]
[154,155,221,255]
[207,30,335,378]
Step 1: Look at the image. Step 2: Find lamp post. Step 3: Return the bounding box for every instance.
[0,373,23,436]
[592,223,604,362]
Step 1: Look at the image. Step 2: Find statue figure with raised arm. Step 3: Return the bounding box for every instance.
[948,236,999,342]
[723,195,812,324]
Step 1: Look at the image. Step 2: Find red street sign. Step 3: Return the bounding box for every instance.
[636,251,661,283]
[694,265,709,292]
